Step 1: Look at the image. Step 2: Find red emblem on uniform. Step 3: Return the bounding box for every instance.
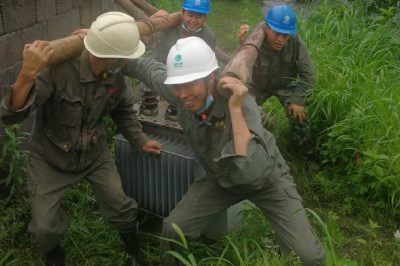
[107,87,119,95]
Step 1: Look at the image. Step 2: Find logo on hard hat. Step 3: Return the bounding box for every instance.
[194,0,201,6]
[283,15,290,25]
[174,54,183,68]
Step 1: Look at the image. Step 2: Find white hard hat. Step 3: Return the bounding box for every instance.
[84,12,145,59]
[164,36,219,85]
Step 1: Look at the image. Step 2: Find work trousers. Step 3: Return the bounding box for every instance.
[161,173,325,266]
[27,150,138,254]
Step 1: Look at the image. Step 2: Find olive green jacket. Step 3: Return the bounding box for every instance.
[250,36,315,106]
[152,24,216,63]
[123,58,289,194]
[1,49,148,172]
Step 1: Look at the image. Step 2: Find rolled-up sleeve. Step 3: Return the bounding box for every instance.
[1,85,35,125]
[211,97,282,193]
[214,134,275,189]
[1,68,53,125]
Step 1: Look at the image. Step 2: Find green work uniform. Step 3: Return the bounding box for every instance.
[152,24,216,63]
[0,49,148,254]
[250,36,315,151]
[123,58,325,266]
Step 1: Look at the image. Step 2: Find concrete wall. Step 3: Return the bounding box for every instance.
[0,0,125,131]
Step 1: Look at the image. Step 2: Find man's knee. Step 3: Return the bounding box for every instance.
[293,241,325,266]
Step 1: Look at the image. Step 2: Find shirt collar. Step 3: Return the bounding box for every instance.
[80,49,97,83]
[178,23,204,37]
[207,91,226,119]
[195,89,226,127]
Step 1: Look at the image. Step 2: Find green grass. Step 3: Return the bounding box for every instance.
[1,0,400,265]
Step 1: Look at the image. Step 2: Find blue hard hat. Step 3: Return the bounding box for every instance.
[182,0,210,14]
[265,4,297,35]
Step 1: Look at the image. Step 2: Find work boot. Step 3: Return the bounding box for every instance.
[120,230,144,266]
[45,244,65,266]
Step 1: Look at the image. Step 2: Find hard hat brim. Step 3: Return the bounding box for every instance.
[84,38,146,59]
[164,67,218,85]
[182,7,210,14]
[267,22,297,35]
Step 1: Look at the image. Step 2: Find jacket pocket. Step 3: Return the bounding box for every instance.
[58,91,83,128]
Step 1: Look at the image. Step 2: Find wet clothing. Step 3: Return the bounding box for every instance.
[123,58,325,265]
[250,36,315,106]
[152,24,216,63]
[0,49,146,253]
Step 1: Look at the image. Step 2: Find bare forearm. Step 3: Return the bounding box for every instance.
[10,40,54,110]
[10,68,36,110]
[230,107,251,156]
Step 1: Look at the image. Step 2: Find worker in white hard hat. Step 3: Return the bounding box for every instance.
[140,0,216,121]
[122,36,325,266]
[0,12,161,265]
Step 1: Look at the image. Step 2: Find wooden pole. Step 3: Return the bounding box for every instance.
[137,12,182,37]
[48,35,84,66]
[46,12,182,66]
[221,22,265,81]
[114,0,148,21]
[46,0,230,66]
[215,47,230,65]
[127,0,231,64]
[130,0,158,16]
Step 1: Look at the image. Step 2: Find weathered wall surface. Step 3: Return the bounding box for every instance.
[0,0,125,131]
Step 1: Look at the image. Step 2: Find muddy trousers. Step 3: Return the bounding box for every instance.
[27,150,138,254]
[160,173,325,266]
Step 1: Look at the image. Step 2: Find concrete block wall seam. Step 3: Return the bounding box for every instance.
[56,0,73,14]
[72,0,83,8]
[0,31,23,70]
[36,0,57,22]
[0,0,36,33]
[100,0,113,12]
[22,22,48,44]
[47,8,80,41]
[0,62,22,89]
[79,0,103,28]
[0,13,3,35]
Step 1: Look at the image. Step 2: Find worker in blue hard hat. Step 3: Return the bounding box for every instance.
[149,0,215,64]
[143,0,216,121]
[237,4,316,158]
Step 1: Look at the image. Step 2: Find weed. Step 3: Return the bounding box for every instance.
[0,125,29,201]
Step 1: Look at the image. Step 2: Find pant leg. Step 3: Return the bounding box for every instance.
[249,173,325,266]
[85,150,138,233]
[27,151,78,254]
[161,178,240,266]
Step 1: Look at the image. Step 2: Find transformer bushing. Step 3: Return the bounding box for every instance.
[138,83,159,116]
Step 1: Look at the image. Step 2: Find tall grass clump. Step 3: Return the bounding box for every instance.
[300,0,400,215]
[0,125,29,201]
